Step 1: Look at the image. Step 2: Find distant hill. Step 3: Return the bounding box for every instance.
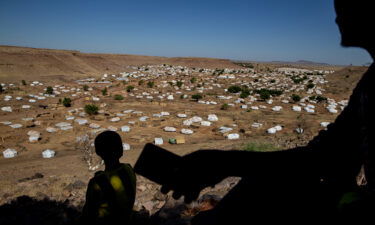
[233,59,331,66]
[268,60,331,66]
[0,45,241,82]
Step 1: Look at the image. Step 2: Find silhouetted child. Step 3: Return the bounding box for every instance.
[81,131,136,225]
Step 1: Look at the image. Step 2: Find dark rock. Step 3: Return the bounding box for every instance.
[18,173,44,183]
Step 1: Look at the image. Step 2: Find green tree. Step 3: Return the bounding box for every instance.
[291,94,301,102]
[45,86,54,95]
[101,87,107,96]
[306,83,315,89]
[240,89,250,98]
[126,85,134,92]
[62,98,72,107]
[227,85,242,93]
[191,94,202,101]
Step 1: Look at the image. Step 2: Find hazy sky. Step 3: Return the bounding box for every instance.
[0,0,372,65]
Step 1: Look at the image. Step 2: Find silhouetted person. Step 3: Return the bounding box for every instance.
[81,131,136,225]
[160,0,375,223]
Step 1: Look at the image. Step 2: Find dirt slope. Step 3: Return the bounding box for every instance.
[325,66,368,98]
[0,45,240,82]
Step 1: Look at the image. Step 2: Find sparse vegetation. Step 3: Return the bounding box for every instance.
[126,85,134,92]
[83,85,89,91]
[62,97,72,107]
[138,80,144,86]
[45,86,54,95]
[242,142,279,152]
[101,87,107,96]
[84,104,99,115]
[0,85,3,93]
[221,103,229,110]
[176,81,183,88]
[114,94,124,100]
[190,77,197,83]
[22,80,27,86]
[147,81,154,88]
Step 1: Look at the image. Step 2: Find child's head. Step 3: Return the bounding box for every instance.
[95,131,123,161]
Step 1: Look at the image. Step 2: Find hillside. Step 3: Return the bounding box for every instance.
[0,45,240,82]
[325,66,368,97]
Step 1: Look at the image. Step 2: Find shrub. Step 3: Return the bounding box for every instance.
[291,94,301,102]
[138,80,144,86]
[101,87,107,96]
[191,94,202,101]
[126,85,134,92]
[240,90,250,98]
[306,83,315,89]
[227,85,242,93]
[291,75,307,84]
[316,95,327,102]
[190,77,197,84]
[254,89,283,100]
[221,103,229,110]
[84,104,99,115]
[114,94,124,100]
[83,85,89,91]
[62,98,72,107]
[147,81,154,88]
[270,79,276,83]
[45,86,54,95]
[176,81,183,88]
[22,80,27,85]
[0,85,3,93]
[259,91,270,100]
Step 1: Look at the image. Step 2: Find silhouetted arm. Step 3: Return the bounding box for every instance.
[81,179,100,222]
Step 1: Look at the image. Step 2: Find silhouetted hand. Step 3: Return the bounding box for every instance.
[160,150,228,203]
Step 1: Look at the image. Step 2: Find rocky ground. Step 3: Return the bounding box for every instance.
[0,62,367,224]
